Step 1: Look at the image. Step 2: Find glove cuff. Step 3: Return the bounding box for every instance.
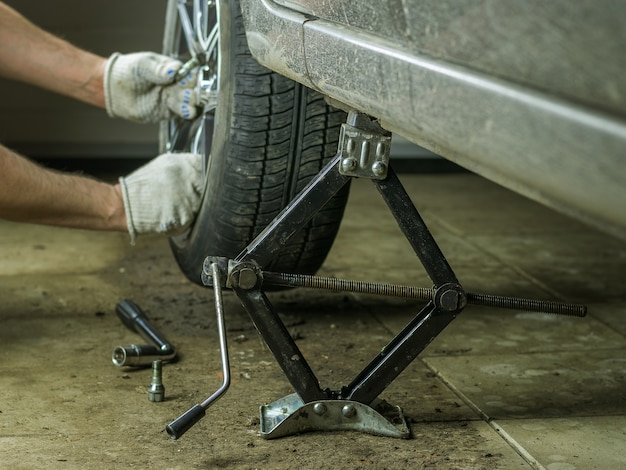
[118,175,137,245]
[104,53,121,118]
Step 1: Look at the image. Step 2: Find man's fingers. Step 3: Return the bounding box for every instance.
[165,82,198,120]
[140,53,183,85]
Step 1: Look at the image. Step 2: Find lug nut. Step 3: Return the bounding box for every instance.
[147,360,165,402]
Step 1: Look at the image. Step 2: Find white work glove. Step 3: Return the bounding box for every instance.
[119,153,203,244]
[104,52,198,123]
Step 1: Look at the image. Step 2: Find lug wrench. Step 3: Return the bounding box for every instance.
[112,300,176,367]
[166,261,230,439]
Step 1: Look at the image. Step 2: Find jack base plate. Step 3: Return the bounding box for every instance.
[260,393,410,439]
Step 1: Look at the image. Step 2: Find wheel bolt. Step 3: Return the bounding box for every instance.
[147,360,165,402]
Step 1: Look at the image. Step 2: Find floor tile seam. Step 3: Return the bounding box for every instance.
[355,301,626,359]
[0,433,58,439]
[582,313,626,341]
[421,212,581,303]
[487,421,546,470]
[420,358,545,470]
[0,271,118,280]
[346,293,404,337]
[421,345,626,359]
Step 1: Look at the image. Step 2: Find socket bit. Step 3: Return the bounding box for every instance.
[147,360,165,402]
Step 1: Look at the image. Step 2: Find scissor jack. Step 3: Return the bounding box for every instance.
[167,112,586,440]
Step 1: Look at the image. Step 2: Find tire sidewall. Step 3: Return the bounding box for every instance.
[169,0,243,283]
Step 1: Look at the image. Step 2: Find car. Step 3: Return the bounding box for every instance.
[161,0,626,285]
[162,0,617,439]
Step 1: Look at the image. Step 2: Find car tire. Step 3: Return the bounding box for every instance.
[162,0,349,285]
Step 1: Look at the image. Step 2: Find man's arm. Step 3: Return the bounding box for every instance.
[0,144,126,230]
[0,2,203,239]
[0,2,106,108]
[0,144,204,240]
[0,2,198,121]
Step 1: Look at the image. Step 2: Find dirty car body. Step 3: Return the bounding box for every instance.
[239,0,626,239]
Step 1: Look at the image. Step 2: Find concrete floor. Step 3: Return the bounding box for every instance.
[1,172,625,469]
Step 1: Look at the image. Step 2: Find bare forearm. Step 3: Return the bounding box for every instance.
[0,2,106,108]
[0,145,126,231]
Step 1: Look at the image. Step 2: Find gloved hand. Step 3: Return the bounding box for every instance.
[119,153,203,244]
[104,52,198,123]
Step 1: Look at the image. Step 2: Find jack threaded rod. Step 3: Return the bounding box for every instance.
[262,271,586,317]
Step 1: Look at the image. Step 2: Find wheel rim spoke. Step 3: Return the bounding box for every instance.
[168,0,220,161]
[177,0,203,57]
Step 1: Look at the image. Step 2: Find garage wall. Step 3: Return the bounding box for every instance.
[0,0,440,166]
[0,0,167,158]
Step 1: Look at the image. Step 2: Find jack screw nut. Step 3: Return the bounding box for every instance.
[147,359,165,402]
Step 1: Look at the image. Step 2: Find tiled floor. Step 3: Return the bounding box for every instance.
[1,171,624,469]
